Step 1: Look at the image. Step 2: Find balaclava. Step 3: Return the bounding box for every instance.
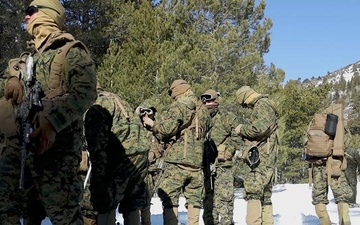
[26,0,65,49]
[201,89,220,117]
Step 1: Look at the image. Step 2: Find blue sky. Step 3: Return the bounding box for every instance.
[263,1,360,82]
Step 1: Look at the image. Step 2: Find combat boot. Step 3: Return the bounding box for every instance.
[261,204,274,225]
[246,199,262,225]
[315,203,331,225]
[337,201,351,225]
[123,210,141,225]
[163,206,178,225]
[187,204,200,225]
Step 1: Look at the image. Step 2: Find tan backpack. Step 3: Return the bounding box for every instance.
[304,113,333,159]
[304,104,345,160]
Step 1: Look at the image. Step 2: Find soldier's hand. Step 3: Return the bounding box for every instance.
[4,77,23,104]
[30,113,56,155]
[143,115,154,128]
[235,124,243,134]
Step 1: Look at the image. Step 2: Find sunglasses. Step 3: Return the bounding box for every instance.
[25,5,60,16]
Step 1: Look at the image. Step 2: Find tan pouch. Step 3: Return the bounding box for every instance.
[218,144,233,161]
[79,151,89,172]
[327,156,343,178]
[0,98,18,137]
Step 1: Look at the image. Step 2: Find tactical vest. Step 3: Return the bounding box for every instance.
[165,97,212,168]
[39,32,89,100]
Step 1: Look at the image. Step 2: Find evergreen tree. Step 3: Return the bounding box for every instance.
[0,0,31,73]
[96,0,274,107]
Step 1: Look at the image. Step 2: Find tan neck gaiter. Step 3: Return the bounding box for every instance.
[26,11,61,50]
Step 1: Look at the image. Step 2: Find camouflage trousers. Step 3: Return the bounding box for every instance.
[0,139,83,225]
[345,149,360,204]
[243,164,274,204]
[0,143,46,225]
[118,154,149,214]
[80,173,97,222]
[312,163,352,204]
[203,166,234,225]
[157,163,204,208]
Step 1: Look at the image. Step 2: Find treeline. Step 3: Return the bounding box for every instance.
[1,0,359,183]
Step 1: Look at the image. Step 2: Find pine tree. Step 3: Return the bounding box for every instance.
[96,0,275,107]
[0,0,32,73]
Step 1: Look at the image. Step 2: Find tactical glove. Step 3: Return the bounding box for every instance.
[4,77,23,104]
[30,113,56,155]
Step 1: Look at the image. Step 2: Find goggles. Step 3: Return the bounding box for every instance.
[200,92,220,103]
[25,5,60,16]
[140,108,154,116]
[201,94,213,102]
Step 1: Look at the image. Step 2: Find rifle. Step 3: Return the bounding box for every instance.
[152,157,165,196]
[203,132,218,191]
[16,53,43,189]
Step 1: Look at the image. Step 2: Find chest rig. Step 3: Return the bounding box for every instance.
[37,31,89,100]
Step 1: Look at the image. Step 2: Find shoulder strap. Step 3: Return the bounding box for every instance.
[99,91,130,120]
[45,34,89,99]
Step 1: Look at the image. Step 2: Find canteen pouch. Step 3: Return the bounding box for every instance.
[217,144,233,162]
[324,113,338,140]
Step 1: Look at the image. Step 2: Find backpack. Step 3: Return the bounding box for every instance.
[304,113,334,160]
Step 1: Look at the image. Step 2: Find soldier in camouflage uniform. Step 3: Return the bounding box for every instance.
[235,86,279,225]
[137,101,164,225]
[0,0,97,224]
[345,148,360,207]
[143,79,212,225]
[201,89,242,225]
[140,136,164,225]
[306,104,352,225]
[84,85,149,225]
[0,71,47,224]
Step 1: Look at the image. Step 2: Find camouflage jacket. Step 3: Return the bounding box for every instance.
[92,90,150,156]
[237,95,279,167]
[210,107,242,167]
[4,34,97,152]
[153,95,212,168]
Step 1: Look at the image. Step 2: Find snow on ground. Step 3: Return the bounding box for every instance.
[39,183,360,224]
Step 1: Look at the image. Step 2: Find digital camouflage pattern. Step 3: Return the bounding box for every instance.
[0,141,47,225]
[79,149,97,223]
[236,95,279,202]
[0,34,97,224]
[345,148,360,204]
[154,95,212,168]
[312,159,352,205]
[144,135,164,198]
[84,90,149,214]
[203,108,242,225]
[155,94,212,209]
